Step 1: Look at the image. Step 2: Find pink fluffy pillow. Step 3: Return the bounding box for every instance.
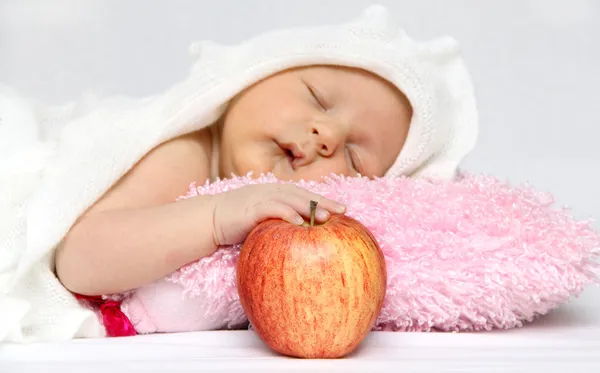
[164,173,599,332]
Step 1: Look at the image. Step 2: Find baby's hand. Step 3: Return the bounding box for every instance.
[211,184,346,246]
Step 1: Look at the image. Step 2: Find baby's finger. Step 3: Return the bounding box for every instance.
[296,189,346,215]
[272,190,339,223]
[254,202,304,226]
[288,194,332,223]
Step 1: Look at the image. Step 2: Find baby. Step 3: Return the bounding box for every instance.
[55,66,413,297]
[0,5,478,341]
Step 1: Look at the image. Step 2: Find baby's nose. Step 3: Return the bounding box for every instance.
[310,123,341,157]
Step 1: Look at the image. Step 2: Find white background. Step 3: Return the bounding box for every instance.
[1,3,599,371]
[1,0,599,227]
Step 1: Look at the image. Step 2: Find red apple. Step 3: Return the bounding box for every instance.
[237,201,387,359]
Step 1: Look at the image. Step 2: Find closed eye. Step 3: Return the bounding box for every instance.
[304,81,327,111]
[346,147,362,174]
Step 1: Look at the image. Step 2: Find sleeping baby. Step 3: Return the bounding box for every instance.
[0,5,478,340]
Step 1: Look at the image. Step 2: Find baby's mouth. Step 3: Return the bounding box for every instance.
[277,140,306,170]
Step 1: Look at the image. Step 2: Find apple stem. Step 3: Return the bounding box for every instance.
[310,200,317,227]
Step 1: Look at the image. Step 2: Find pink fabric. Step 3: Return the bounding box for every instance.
[119,173,600,334]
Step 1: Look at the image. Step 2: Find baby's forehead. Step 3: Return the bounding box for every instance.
[316,66,409,109]
[334,72,412,130]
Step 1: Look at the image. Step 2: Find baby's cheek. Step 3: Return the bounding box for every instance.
[232,153,275,177]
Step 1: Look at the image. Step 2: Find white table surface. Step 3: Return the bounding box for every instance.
[1,286,599,373]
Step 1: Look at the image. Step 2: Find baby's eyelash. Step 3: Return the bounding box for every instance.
[305,82,327,111]
[347,147,361,174]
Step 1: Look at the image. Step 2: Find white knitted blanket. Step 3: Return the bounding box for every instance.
[0,5,478,342]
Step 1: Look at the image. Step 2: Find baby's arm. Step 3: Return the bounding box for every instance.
[55,130,345,298]
[55,131,217,296]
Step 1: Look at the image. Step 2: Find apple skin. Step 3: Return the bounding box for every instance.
[236,213,387,359]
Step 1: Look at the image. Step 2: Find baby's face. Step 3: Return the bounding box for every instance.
[217,66,412,181]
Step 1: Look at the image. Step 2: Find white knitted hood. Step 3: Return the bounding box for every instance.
[0,5,478,342]
[184,4,479,179]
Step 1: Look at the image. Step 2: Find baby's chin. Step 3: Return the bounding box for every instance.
[229,158,344,182]
[265,164,297,181]
[226,158,293,180]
